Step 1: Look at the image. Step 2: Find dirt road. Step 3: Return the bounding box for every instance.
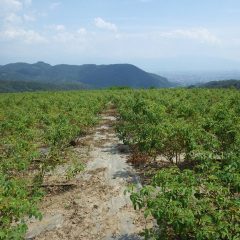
[26,108,146,240]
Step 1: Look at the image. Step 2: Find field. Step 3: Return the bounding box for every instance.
[0,89,240,239]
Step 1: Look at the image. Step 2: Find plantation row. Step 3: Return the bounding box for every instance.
[114,89,240,239]
[0,91,110,239]
[0,89,239,239]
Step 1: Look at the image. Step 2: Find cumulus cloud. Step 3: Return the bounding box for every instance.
[0,1,222,61]
[0,0,44,43]
[94,17,117,32]
[0,27,47,43]
[0,0,34,25]
[0,0,22,16]
[77,28,87,35]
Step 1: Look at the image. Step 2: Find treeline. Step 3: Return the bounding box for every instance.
[190,79,240,89]
[0,80,84,93]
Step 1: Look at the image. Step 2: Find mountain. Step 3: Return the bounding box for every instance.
[200,80,240,89]
[159,70,240,86]
[189,79,240,89]
[0,62,175,92]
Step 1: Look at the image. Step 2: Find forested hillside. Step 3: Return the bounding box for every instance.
[0,62,175,92]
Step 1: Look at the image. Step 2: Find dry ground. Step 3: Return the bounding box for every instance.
[26,108,149,240]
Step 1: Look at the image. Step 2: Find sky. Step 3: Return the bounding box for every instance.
[0,0,240,72]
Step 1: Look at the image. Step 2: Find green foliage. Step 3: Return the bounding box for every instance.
[116,89,240,239]
[107,86,132,90]
[0,80,84,93]
[200,79,240,89]
[0,62,173,92]
[0,90,108,238]
[66,160,85,181]
[1,88,239,239]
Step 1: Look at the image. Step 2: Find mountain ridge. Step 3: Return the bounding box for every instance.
[0,62,175,92]
[189,79,240,89]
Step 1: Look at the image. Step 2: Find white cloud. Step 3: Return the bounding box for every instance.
[49,26,87,44]
[0,27,47,43]
[158,28,220,44]
[0,0,23,16]
[48,24,65,31]
[0,0,38,42]
[0,0,35,25]
[77,28,87,35]
[23,13,35,22]
[94,17,117,32]
[50,2,61,10]
[24,0,31,7]
[4,13,22,24]
[55,24,65,31]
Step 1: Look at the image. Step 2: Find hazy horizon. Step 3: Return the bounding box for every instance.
[1,0,240,72]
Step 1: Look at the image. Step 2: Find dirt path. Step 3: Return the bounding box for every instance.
[26,108,146,240]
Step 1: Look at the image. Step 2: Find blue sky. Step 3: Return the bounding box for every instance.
[0,0,240,71]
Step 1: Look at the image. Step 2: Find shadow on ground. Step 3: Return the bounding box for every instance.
[102,144,130,155]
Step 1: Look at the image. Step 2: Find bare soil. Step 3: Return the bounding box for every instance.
[27,108,149,240]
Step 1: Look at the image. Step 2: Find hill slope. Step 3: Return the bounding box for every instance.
[201,79,240,89]
[0,62,174,92]
[0,80,84,93]
[190,79,240,89]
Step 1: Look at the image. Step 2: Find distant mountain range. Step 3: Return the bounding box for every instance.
[0,62,175,92]
[196,79,240,89]
[159,70,240,86]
